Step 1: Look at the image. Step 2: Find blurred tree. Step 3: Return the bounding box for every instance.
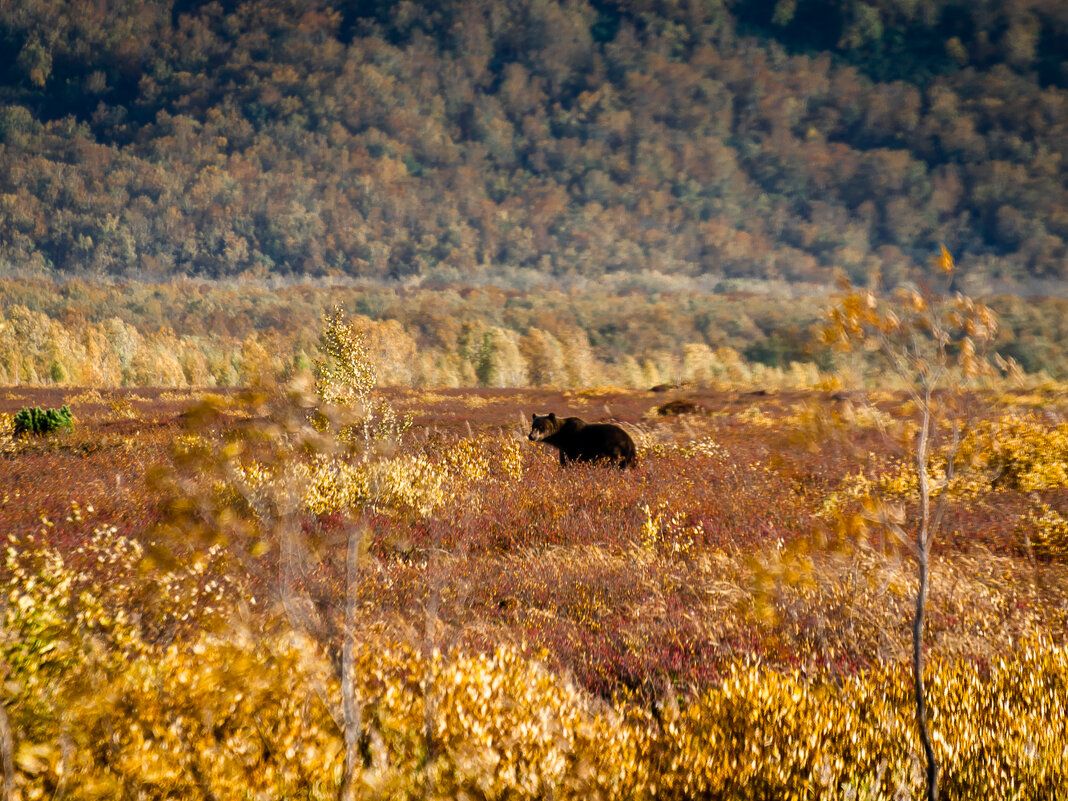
[825,247,1004,801]
[477,326,528,387]
[519,327,567,387]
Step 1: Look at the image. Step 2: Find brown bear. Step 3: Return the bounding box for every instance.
[528,412,637,469]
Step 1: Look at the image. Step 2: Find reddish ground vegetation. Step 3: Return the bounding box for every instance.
[2,385,1066,701]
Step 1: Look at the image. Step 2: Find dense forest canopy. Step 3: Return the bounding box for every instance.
[0,0,1065,285]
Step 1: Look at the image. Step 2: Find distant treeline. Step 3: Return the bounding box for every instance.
[0,0,1066,286]
[1,279,1066,387]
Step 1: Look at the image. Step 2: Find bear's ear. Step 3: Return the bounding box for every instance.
[531,412,537,420]
[548,412,556,420]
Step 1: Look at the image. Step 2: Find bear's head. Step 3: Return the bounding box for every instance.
[528,412,561,441]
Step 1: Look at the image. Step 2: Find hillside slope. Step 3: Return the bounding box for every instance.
[0,0,1065,284]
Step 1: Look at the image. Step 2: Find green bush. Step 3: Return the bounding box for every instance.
[12,405,74,436]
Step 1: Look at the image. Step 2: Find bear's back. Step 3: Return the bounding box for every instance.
[561,419,635,468]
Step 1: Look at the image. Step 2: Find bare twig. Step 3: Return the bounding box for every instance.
[912,386,939,801]
[339,519,367,801]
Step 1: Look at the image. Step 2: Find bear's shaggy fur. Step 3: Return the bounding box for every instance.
[528,412,637,469]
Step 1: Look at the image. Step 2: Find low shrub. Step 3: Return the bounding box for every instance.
[12,404,74,436]
[958,413,1068,492]
[1022,502,1068,562]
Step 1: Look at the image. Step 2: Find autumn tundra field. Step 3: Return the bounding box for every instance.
[5,0,1068,792]
[2,351,1068,799]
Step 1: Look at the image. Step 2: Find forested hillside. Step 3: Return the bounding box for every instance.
[0,0,1065,285]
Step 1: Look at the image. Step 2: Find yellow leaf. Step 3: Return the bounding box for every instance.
[16,742,56,775]
[938,244,954,273]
